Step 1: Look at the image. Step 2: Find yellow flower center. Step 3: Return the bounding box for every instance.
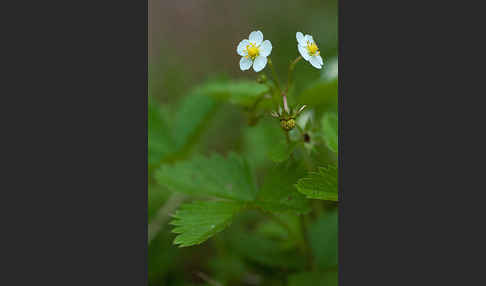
[246,43,260,59]
[306,42,319,56]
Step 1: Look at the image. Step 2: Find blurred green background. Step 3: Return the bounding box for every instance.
[149,0,338,285]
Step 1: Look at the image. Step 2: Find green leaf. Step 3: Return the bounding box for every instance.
[268,140,297,163]
[155,153,258,201]
[295,165,338,201]
[309,208,338,269]
[193,80,269,107]
[322,112,338,153]
[170,200,244,247]
[287,271,338,286]
[254,164,311,214]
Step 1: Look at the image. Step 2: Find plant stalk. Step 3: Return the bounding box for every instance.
[267,58,282,94]
[286,56,302,93]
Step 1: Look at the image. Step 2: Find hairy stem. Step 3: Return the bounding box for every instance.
[286,56,302,93]
[196,272,223,286]
[148,193,186,244]
[282,94,290,113]
[268,58,282,94]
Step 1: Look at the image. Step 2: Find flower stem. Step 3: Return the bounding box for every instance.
[286,56,302,93]
[268,58,282,94]
[148,193,186,244]
[282,94,290,113]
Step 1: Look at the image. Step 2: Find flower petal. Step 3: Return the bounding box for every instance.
[240,57,252,71]
[296,32,306,46]
[259,40,272,57]
[298,45,310,61]
[237,39,250,56]
[309,55,322,69]
[304,34,314,44]
[249,30,263,45]
[252,56,267,72]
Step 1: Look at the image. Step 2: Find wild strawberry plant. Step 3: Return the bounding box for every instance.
[149,30,339,285]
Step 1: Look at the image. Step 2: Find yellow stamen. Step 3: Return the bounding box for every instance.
[306,41,319,56]
[245,43,260,59]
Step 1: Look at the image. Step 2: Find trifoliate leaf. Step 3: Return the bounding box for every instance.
[193,80,269,107]
[309,208,338,269]
[322,112,338,153]
[155,153,258,201]
[170,201,244,247]
[295,165,338,201]
[254,163,311,214]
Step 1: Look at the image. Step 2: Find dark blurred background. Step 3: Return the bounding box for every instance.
[149,1,337,285]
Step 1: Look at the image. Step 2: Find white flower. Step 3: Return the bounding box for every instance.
[296,32,323,69]
[237,31,272,72]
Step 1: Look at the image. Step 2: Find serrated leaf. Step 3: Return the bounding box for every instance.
[295,165,338,201]
[254,163,311,214]
[322,112,338,153]
[170,201,244,247]
[268,140,297,163]
[155,153,258,201]
[193,80,269,107]
[309,208,338,269]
